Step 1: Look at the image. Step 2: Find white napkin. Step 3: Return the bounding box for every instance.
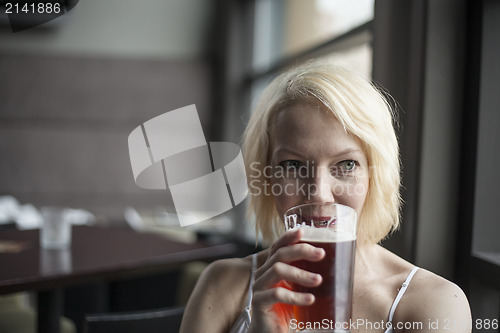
[0,195,20,224]
[0,195,96,230]
[16,204,44,230]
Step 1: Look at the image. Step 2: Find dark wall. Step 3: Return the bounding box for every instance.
[0,53,212,220]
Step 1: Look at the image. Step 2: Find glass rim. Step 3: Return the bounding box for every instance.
[283,202,358,233]
[284,202,357,217]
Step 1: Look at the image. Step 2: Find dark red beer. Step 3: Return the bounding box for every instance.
[291,232,356,328]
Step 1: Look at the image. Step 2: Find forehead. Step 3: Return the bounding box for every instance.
[269,102,364,157]
[271,101,332,131]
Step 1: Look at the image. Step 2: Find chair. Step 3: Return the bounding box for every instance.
[83,306,185,333]
[0,293,76,333]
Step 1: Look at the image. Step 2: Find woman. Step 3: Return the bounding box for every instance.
[180,63,471,333]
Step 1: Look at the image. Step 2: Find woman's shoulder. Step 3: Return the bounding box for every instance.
[373,246,471,331]
[201,250,267,283]
[404,268,470,310]
[196,254,255,303]
[180,253,262,333]
[204,256,253,280]
[396,267,472,332]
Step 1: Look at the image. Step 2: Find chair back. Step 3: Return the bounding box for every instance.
[83,306,184,333]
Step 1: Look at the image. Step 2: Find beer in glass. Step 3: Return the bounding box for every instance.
[284,203,357,332]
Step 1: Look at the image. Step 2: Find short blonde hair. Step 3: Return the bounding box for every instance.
[242,63,401,245]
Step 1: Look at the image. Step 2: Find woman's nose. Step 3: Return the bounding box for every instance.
[304,166,335,203]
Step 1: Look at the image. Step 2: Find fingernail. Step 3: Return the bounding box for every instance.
[315,248,325,256]
[305,294,315,304]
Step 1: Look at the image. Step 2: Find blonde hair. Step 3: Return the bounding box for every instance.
[242,63,401,245]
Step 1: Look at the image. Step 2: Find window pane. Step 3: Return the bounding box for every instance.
[253,0,374,71]
[283,0,374,57]
[315,42,372,79]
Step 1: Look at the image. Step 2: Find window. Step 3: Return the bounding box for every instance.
[252,0,373,77]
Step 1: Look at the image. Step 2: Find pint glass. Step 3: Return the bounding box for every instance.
[284,203,357,333]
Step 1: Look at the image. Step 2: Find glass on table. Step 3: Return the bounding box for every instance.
[40,207,72,250]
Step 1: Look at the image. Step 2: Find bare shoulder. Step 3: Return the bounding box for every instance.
[180,255,255,333]
[194,256,252,304]
[396,268,472,332]
[201,256,253,290]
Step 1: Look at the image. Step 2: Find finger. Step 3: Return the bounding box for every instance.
[252,287,315,308]
[256,243,325,280]
[270,242,325,265]
[254,262,322,291]
[269,229,303,257]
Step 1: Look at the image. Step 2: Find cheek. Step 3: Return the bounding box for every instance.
[331,171,369,212]
[347,174,369,212]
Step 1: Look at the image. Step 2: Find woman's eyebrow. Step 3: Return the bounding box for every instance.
[273,146,363,158]
[333,148,364,158]
[269,147,306,165]
[271,146,303,157]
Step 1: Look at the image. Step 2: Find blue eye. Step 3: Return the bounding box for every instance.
[339,160,357,171]
[280,160,302,169]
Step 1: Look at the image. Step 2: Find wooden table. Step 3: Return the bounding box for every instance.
[0,225,237,333]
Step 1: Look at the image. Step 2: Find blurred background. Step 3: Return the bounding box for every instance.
[0,0,498,332]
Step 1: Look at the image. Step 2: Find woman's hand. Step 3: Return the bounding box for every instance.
[248,229,325,333]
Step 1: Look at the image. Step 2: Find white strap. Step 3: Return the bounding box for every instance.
[245,254,257,309]
[387,267,420,322]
